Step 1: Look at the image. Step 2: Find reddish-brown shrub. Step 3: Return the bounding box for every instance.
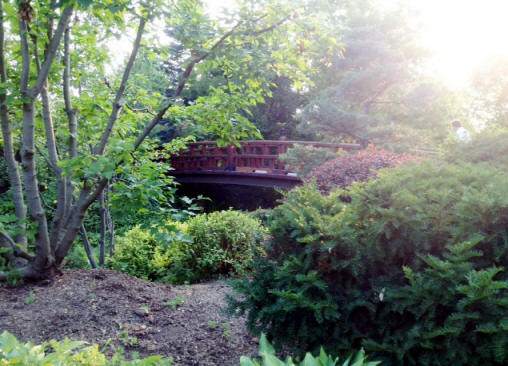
[306,145,421,193]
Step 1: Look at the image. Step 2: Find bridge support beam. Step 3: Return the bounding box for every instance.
[171,171,302,189]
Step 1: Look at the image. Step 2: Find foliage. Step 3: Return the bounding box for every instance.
[443,128,508,169]
[248,77,307,140]
[1,0,338,280]
[108,223,188,281]
[109,210,266,283]
[62,239,97,269]
[470,55,508,129]
[0,331,172,365]
[297,1,463,150]
[169,210,267,283]
[278,144,344,178]
[0,159,8,189]
[306,145,420,194]
[240,334,380,366]
[228,162,508,364]
[384,239,508,365]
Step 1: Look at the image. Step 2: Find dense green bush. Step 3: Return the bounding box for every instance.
[108,223,188,281]
[228,162,508,365]
[306,145,420,194]
[109,226,162,280]
[176,209,266,282]
[109,210,266,283]
[0,331,172,365]
[241,334,380,366]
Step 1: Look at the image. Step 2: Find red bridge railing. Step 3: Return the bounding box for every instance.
[170,140,361,175]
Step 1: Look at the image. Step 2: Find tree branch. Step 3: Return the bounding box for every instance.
[95,15,147,155]
[0,230,33,263]
[134,21,244,150]
[19,18,30,95]
[62,25,76,236]
[245,14,291,37]
[79,224,97,269]
[28,4,74,99]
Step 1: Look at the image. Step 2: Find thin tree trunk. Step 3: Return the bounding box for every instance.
[79,224,97,269]
[0,2,27,246]
[106,181,115,256]
[99,190,106,266]
[32,34,67,249]
[17,4,74,274]
[63,25,77,229]
[39,77,67,248]
[55,179,108,264]
[21,100,53,270]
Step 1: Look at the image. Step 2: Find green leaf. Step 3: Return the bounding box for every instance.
[258,333,276,356]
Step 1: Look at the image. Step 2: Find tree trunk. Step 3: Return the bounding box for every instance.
[79,224,97,269]
[99,190,106,266]
[0,1,27,246]
[106,182,115,256]
[21,100,53,271]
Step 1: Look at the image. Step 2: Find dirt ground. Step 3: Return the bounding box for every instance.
[0,269,259,365]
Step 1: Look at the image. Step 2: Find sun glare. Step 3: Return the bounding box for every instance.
[407,0,508,89]
[206,0,508,90]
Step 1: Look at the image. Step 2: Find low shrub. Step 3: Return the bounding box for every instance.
[228,162,508,365]
[241,334,380,366]
[109,210,266,283]
[108,223,188,281]
[306,145,420,194]
[109,226,161,280]
[175,209,267,282]
[0,331,172,365]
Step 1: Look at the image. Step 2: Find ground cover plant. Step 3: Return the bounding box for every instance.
[109,210,266,283]
[241,334,380,366]
[305,145,420,194]
[0,331,173,365]
[228,161,508,365]
[0,329,380,366]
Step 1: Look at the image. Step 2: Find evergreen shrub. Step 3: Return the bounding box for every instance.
[228,162,508,365]
[306,145,420,193]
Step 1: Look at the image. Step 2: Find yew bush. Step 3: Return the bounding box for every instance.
[229,162,508,365]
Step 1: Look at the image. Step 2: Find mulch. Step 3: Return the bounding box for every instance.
[0,269,259,365]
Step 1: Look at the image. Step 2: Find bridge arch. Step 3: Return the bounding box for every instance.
[169,140,361,189]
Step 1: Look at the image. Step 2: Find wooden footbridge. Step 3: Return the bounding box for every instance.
[169,140,361,189]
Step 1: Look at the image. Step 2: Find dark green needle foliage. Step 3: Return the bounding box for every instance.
[228,162,508,365]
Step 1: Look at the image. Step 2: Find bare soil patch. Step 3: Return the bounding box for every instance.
[0,269,258,365]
